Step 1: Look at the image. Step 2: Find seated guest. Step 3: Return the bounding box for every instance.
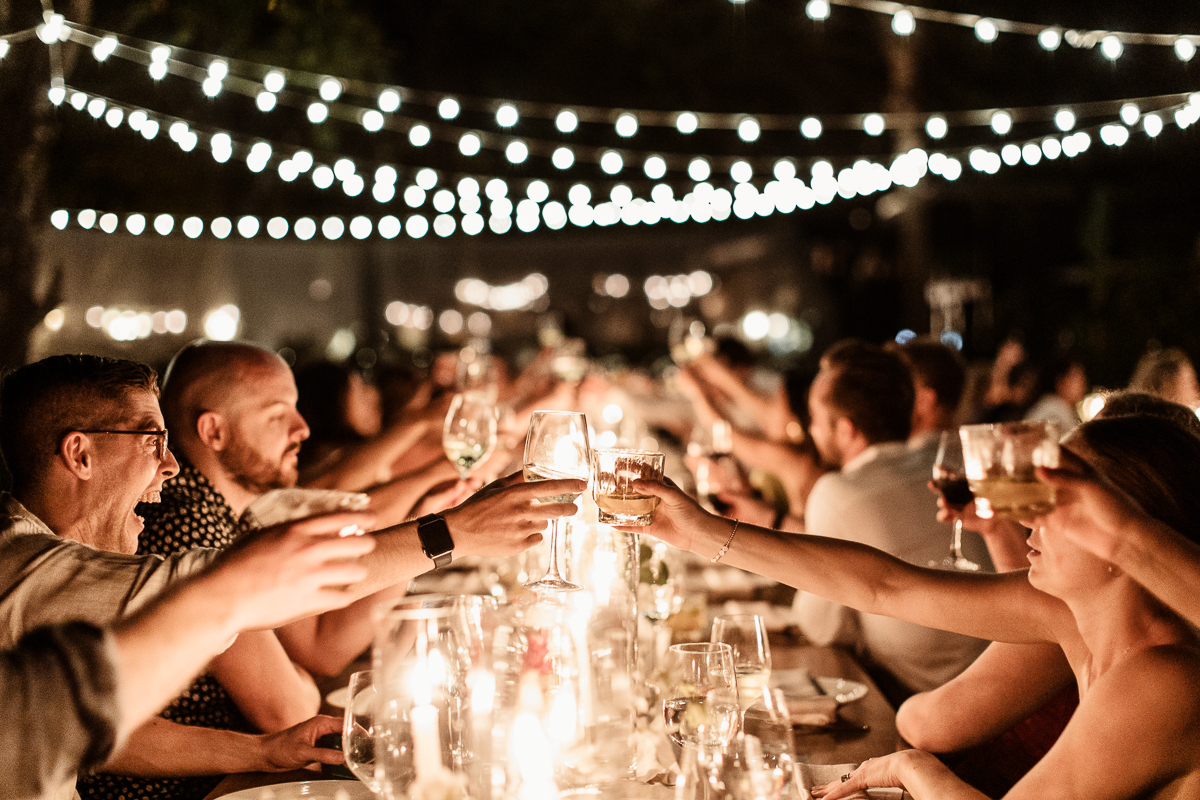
[294,360,384,485]
[1128,346,1200,409]
[793,340,991,701]
[3,510,375,800]
[0,354,581,800]
[1024,356,1087,433]
[638,413,1200,800]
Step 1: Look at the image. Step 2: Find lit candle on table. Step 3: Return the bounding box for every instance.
[410,634,443,780]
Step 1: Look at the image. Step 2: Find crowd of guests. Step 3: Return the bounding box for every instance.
[1,331,1199,800]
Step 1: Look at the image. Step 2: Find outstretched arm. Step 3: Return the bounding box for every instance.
[631,479,1066,646]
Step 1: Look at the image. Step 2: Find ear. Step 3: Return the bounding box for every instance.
[195,410,228,452]
[913,385,939,423]
[833,416,860,450]
[58,432,93,480]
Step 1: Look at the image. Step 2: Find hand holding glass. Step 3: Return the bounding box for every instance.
[931,430,980,571]
[443,392,499,479]
[522,410,592,591]
[960,421,1060,520]
[593,448,665,526]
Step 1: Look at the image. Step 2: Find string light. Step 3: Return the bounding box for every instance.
[676,112,699,134]
[1039,28,1062,51]
[263,70,286,92]
[555,110,579,133]
[615,113,639,137]
[990,110,1012,135]
[1100,35,1123,60]
[737,117,761,142]
[863,113,885,136]
[438,98,460,119]
[378,89,401,112]
[319,78,342,102]
[892,9,916,36]
[496,104,519,127]
[974,18,998,43]
[1177,38,1198,62]
[805,0,830,21]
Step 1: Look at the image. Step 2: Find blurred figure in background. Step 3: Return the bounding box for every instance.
[1128,346,1200,409]
[294,361,382,484]
[1024,356,1087,433]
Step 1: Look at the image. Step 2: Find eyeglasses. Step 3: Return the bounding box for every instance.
[76,429,170,461]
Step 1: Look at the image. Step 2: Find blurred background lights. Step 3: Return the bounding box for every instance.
[1120,103,1140,125]
[1100,34,1123,60]
[687,158,711,181]
[78,209,97,229]
[555,110,578,133]
[1177,37,1198,62]
[774,159,797,180]
[210,217,232,239]
[182,216,204,238]
[404,186,426,208]
[527,180,550,202]
[730,161,753,183]
[263,70,285,92]
[43,308,65,331]
[326,329,356,362]
[742,311,770,340]
[378,89,401,112]
[50,209,69,229]
[203,305,240,341]
[319,78,342,101]
[417,169,439,190]
[797,118,821,141]
[362,110,384,131]
[433,189,457,212]
[438,98,460,119]
[606,274,630,297]
[207,60,228,81]
[439,309,464,335]
[153,214,174,235]
[409,125,431,146]
[378,216,401,239]
[805,0,830,21]
[925,115,948,138]
[125,214,146,235]
[863,113,885,136]
[294,217,317,240]
[292,151,313,172]
[990,110,1012,135]
[737,117,760,142]
[552,147,575,169]
[312,165,335,189]
[1039,28,1062,50]
[307,103,328,123]
[406,215,429,238]
[459,132,481,156]
[237,216,259,238]
[615,113,639,137]
[92,36,117,61]
[1144,113,1163,137]
[600,151,624,174]
[610,184,633,206]
[940,330,964,350]
[892,9,915,35]
[350,216,373,239]
[266,217,288,239]
[485,178,508,199]
[496,104,519,127]
[1054,109,1076,131]
[974,18,998,42]
[894,329,917,345]
[505,141,529,163]
[644,155,667,179]
[1079,393,1108,422]
[333,158,356,180]
[322,217,345,240]
[675,112,698,134]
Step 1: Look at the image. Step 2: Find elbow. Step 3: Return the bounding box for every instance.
[895,694,958,753]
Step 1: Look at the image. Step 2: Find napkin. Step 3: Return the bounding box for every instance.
[797,764,908,800]
[247,487,370,527]
[632,716,680,786]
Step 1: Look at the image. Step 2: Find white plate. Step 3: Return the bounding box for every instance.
[772,669,869,705]
[219,780,374,800]
[325,686,350,710]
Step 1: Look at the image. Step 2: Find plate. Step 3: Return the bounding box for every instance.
[772,669,869,705]
[325,686,349,710]
[219,780,373,800]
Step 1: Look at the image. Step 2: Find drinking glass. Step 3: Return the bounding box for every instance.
[675,733,779,800]
[959,421,1061,520]
[662,642,740,751]
[522,410,592,591]
[443,392,499,479]
[710,615,772,714]
[552,338,588,384]
[741,688,802,799]
[931,430,980,572]
[343,669,380,792]
[592,448,665,526]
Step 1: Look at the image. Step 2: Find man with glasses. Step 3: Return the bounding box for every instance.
[0,353,581,800]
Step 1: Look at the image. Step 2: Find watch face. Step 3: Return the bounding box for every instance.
[419,515,454,560]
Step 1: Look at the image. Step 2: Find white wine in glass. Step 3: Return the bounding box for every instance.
[522,410,592,591]
[443,392,498,479]
[662,642,740,751]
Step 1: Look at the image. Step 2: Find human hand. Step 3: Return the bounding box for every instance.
[713,489,777,528]
[811,751,935,799]
[411,477,481,518]
[258,715,345,771]
[442,471,585,558]
[207,511,377,631]
[619,477,717,553]
[928,481,996,531]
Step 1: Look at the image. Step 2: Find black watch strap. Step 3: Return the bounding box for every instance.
[416,514,455,569]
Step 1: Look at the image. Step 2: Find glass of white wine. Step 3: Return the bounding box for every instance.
[443,392,499,480]
[711,614,772,715]
[593,448,665,526]
[662,642,740,753]
[522,410,592,591]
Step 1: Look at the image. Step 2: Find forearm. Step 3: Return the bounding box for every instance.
[208,631,319,732]
[278,583,408,677]
[102,718,273,777]
[1115,516,1200,629]
[366,459,458,528]
[896,750,988,800]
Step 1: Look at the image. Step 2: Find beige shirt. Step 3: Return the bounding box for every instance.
[0,495,217,800]
[794,437,992,694]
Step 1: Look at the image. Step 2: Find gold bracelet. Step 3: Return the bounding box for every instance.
[711,519,740,563]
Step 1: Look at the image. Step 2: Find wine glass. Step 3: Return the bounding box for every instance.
[931,430,980,572]
[522,410,592,591]
[740,688,802,800]
[443,392,499,479]
[711,614,772,714]
[342,669,380,792]
[662,642,740,752]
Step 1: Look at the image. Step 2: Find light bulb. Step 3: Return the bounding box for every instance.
[263,70,286,93]
[496,104,518,127]
[438,98,460,119]
[676,112,698,134]
[925,115,947,139]
[319,78,342,101]
[800,117,822,139]
[1100,35,1123,60]
[1039,28,1061,50]
[378,89,401,112]
[615,113,638,137]
[1054,109,1076,131]
[805,0,830,21]
[990,110,1012,135]
[737,117,760,142]
[892,9,915,36]
[556,110,578,133]
[863,113,885,136]
[974,18,998,43]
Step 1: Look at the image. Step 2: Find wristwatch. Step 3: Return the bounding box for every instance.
[416,514,455,569]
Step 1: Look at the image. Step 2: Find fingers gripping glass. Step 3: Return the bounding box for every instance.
[76,429,169,460]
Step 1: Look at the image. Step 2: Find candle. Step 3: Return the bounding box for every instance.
[410,634,444,779]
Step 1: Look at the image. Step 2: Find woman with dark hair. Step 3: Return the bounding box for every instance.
[632,413,1200,799]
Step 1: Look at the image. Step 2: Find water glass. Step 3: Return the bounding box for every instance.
[959,420,1060,519]
[662,642,740,751]
[343,670,379,792]
[592,448,665,526]
[711,615,772,713]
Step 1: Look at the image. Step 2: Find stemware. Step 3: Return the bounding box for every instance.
[443,392,499,480]
[662,642,740,752]
[741,688,802,799]
[343,669,380,792]
[522,410,592,591]
[930,429,981,572]
[710,614,772,714]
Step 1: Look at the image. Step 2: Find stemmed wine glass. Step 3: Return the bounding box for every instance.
[342,669,380,793]
[662,642,740,753]
[522,410,592,591]
[931,430,980,571]
[711,614,772,715]
[443,392,499,480]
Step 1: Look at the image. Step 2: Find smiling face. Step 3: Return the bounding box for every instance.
[84,389,180,553]
[217,358,310,495]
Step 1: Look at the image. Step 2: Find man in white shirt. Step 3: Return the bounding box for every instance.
[795,340,989,700]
